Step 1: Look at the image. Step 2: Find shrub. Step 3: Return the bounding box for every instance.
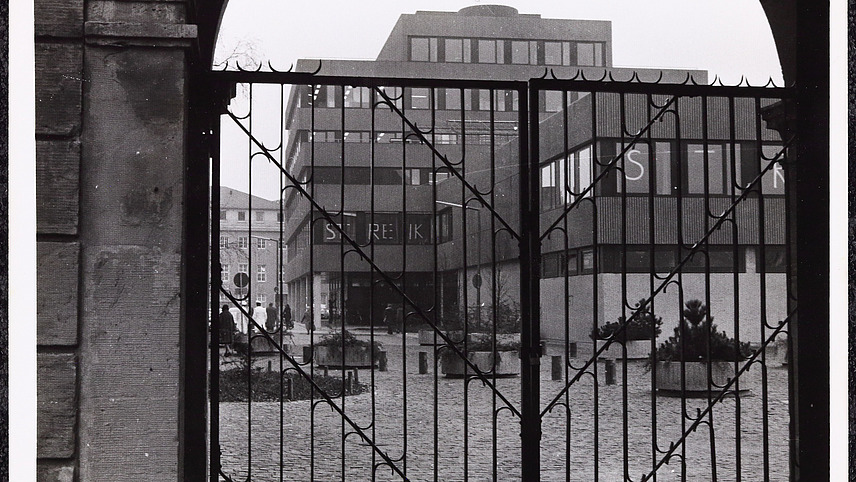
[317,329,383,357]
[438,336,520,365]
[218,368,367,402]
[593,299,663,342]
[650,299,753,365]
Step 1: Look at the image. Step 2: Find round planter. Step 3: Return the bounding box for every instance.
[249,335,289,355]
[655,360,749,397]
[313,345,378,369]
[441,350,519,378]
[594,339,652,360]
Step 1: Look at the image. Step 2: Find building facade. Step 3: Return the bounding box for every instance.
[218,187,286,329]
[279,5,787,345]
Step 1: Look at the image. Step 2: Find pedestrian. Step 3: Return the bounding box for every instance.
[281,303,293,332]
[218,304,236,356]
[302,306,314,334]
[383,303,396,334]
[266,302,278,332]
[253,301,267,332]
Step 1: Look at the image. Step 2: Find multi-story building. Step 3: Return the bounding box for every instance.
[218,186,286,329]
[279,5,786,344]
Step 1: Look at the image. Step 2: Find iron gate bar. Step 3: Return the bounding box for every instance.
[223,104,525,418]
[539,140,793,419]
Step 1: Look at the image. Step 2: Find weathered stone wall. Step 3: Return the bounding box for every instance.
[35,0,197,479]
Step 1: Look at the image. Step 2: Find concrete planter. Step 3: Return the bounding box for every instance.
[655,361,748,397]
[418,329,444,346]
[249,335,289,355]
[441,350,519,378]
[313,345,377,369]
[594,339,652,360]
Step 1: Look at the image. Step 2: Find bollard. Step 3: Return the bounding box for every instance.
[568,342,577,358]
[347,371,354,394]
[267,360,272,373]
[302,346,313,364]
[418,352,428,374]
[605,359,616,385]
[323,366,329,377]
[551,355,562,380]
[353,368,359,385]
[378,351,388,372]
[285,378,293,400]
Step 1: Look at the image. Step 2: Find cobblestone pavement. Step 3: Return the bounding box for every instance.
[217,331,790,481]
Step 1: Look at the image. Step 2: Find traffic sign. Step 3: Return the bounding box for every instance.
[234,272,250,288]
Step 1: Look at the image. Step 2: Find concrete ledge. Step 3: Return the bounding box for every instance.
[85,21,197,47]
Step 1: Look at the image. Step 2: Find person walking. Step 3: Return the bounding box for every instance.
[281,303,293,332]
[383,303,397,334]
[218,304,236,356]
[253,301,267,332]
[265,302,278,332]
[302,306,314,334]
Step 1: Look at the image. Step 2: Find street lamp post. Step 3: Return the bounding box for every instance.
[436,200,482,331]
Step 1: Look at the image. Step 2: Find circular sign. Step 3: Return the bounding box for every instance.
[233,272,250,288]
[472,273,482,289]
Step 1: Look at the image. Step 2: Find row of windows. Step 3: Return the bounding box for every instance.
[308,166,452,186]
[220,210,282,222]
[409,36,605,67]
[540,140,786,209]
[299,130,518,146]
[541,245,785,277]
[300,86,586,113]
[220,264,269,282]
[220,235,284,250]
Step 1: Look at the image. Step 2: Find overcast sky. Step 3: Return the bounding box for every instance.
[214,0,784,200]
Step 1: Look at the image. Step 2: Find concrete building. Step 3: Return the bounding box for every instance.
[279,5,787,345]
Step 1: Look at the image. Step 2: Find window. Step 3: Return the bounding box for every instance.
[410,37,438,62]
[410,88,431,109]
[257,265,267,282]
[541,252,565,278]
[343,131,371,143]
[684,143,734,195]
[237,211,246,221]
[680,246,744,273]
[576,42,604,66]
[570,145,593,201]
[540,162,557,211]
[566,251,579,276]
[580,249,595,273]
[444,88,461,110]
[219,236,229,249]
[544,41,562,65]
[478,89,491,111]
[219,210,226,220]
[445,38,463,62]
[511,40,529,64]
[437,208,453,243]
[256,211,264,222]
[221,264,229,282]
[257,237,267,249]
[478,39,496,63]
[616,142,650,194]
[256,294,267,305]
[238,263,248,275]
[344,86,371,108]
[759,245,787,273]
[238,236,248,249]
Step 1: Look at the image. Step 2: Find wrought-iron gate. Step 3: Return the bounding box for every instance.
[208,69,794,481]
